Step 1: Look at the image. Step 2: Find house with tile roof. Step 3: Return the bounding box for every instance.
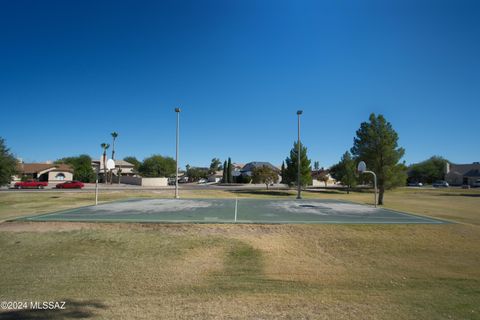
[445,162,480,186]
[14,163,74,182]
[92,159,136,176]
[92,159,136,183]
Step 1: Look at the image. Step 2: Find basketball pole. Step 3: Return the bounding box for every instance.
[234,198,238,222]
[363,170,377,208]
[357,161,377,208]
[367,171,378,208]
[95,167,99,206]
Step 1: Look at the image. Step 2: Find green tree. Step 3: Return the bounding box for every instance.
[209,158,222,174]
[313,161,320,171]
[100,143,110,184]
[123,156,141,173]
[106,132,119,183]
[280,161,286,183]
[351,113,407,205]
[186,167,208,182]
[56,155,95,183]
[317,171,329,188]
[0,137,18,186]
[222,160,227,183]
[138,155,176,177]
[227,157,232,183]
[408,156,448,184]
[251,165,279,190]
[284,141,312,187]
[237,174,252,184]
[330,151,357,194]
[111,132,118,160]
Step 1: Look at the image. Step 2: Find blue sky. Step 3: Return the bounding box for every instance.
[1,0,479,168]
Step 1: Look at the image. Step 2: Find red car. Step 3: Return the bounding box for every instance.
[14,180,48,189]
[56,181,85,189]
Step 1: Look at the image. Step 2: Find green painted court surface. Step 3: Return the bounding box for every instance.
[19,198,446,224]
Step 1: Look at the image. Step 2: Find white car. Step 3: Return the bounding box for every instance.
[432,180,449,188]
[197,179,207,184]
[407,182,423,187]
[473,179,480,188]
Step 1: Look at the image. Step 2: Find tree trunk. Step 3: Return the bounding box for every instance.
[378,187,385,205]
[346,186,350,194]
[111,138,116,160]
[103,153,107,184]
[266,183,269,190]
[111,138,116,184]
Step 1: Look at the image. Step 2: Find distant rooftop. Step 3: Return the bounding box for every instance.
[17,163,73,174]
[448,162,480,177]
[241,161,280,173]
[92,159,134,167]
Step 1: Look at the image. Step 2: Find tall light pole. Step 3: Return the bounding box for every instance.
[296,110,303,199]
[175,107,181,199]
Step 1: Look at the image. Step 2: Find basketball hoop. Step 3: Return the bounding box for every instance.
[357,161,367,173]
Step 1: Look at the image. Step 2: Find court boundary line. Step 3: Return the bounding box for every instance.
[235,198,449,224]
[16,217,446,224]
[11,197,450,224]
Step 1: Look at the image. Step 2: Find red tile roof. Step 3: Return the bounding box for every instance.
[17,163,73,174]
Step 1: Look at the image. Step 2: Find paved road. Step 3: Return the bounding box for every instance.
[1,183,461,193]
[0,183,291,192]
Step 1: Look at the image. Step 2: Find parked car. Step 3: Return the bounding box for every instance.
[56,181,85,189]
[178,177,189,184]
[407,182,423,187]
[472,179,480,188]
[432,180,449,188]
[197,179,207,184]
[14,180,49,189]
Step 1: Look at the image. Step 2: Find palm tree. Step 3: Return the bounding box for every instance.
[111,132,118,160]
[101,143,110,184]
[110,132,118,184]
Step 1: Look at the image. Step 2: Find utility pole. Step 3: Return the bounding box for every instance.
[175,107,181,199]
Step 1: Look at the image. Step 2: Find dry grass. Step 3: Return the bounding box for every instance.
[0,187,479,319]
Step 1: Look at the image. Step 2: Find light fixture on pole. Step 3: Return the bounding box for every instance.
[296,110,303,200]
[357,161,377,208]
[175,107,181,199]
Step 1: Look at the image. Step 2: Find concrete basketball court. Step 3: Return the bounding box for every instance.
[18,198,447,224]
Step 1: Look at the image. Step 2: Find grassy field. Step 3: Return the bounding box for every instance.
[0,187,479,319]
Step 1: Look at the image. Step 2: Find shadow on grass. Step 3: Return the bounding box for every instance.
[438,193,480,198]
[305,189,346,194]
[0,299,107,320]
[188,240,316,295]
[231,190,294,197]
[306,187,376,194]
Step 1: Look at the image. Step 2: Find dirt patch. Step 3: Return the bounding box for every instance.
[88,199,216,214]
[0,221,290,235]
[0,221,104,232]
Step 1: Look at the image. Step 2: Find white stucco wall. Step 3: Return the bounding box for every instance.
[141,178,168,187]
[115,176,168,187]
[48,171,73,182]
[208,176,222,183]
